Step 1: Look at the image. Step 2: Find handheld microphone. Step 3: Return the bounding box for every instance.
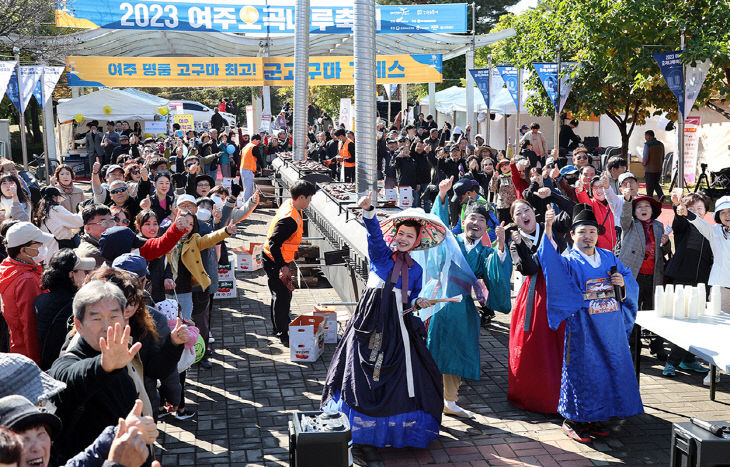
[610,266,621,301]
[690,417,728,438]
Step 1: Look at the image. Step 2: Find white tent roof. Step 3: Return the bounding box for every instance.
[57,88,168,122]
[433,85,534,115]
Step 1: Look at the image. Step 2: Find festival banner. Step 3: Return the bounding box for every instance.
[7,65,43,114]
[0,62,16,101]
[172,113,194,132]
[684,60,711,118]
[66,54,443,87]
[496,66,520,108]
[469,69,492,108]
[683,116,701,184]
[558,62,578,113]
[652,51,685,117]
[40,66,66,106]
[532,63,559,110]
[55,1,467,34]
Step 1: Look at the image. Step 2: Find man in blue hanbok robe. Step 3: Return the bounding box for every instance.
[428,180,513,417]
[537,204,643,442]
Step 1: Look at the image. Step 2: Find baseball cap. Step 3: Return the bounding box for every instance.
[105,164,124,177]
[112,253,150,278]
[5,222,53,248]
[99,226,146,261]
[618,172,637,186]
[176,194,197,208]
[74,255,96,271]
[451,178,478,203]
[560,165,579,177]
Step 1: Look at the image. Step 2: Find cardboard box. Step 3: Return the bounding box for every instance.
[214,256,237,299]
[397,186,413,208]
[232,243,264,272]
[290,315,325,362]
[313,305,338,344]
[383,188,398,202]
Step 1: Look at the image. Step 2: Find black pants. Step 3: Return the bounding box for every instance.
[191,290,211,356]
[343,166,355,183]
[263,255,292,338]
[645,171,664,200]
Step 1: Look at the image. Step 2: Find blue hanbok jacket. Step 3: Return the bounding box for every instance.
[537,234,643,422]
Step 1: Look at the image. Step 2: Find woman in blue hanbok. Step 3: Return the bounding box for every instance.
[537,204,643,442]
[322,193,447,448]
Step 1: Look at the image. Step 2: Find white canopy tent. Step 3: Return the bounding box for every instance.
[57,88,168,123]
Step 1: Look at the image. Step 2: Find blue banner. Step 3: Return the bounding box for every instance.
[652,51,685,116]
[533,62,559,110]
[56,1,468,34]
[496,66,519,108]
[469,69,491,108]
[33,80,43,108]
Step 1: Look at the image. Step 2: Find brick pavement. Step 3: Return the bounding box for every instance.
[156,206,730,466]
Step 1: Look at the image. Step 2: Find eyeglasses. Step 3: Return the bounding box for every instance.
[114,216,130,225]
[110,186,128,194]
[576,155,588,160]
[197,182,210,187]
[88,219,116,227]
[130,170,140,175]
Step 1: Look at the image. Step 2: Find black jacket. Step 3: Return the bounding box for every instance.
[522,181,576,224]
[412,149,432,186]
[34,289,75,371]
[664,207,713,285]
[391,154,418,187]
[49,337,140,463]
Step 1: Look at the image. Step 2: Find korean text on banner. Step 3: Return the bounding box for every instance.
[55,1,467,34]
[144,121,167,136]
[496,66,520,108]
[65,55,442,88]
[469,69,491,108]
[7,66,43,114]
[683,116,701,184]
[33,66,65,108]
[652,51,685,117]
[173,114,194,132]
[533,63,559,110]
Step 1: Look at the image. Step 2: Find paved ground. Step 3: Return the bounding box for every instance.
[156,205,730,466]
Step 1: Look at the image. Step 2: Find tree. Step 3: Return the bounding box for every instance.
[480,0,730,156]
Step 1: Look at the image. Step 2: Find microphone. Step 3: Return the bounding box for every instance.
[690,417,728,438]
[610,266,621,301]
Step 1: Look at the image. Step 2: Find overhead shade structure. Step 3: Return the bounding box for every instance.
[8,28,516,63]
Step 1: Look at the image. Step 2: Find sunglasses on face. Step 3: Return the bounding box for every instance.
[131,170,140,175]
[186,163,197,169]
[576,155,588,160]
[114,216,130,225]
[110,186,128,194]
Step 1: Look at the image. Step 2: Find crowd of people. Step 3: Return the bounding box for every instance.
[1,102,729,465]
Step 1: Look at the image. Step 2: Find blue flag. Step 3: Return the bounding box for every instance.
[652,51,685,117]
[33,79,43,108]
[496,66,519,108]
[469,69,491,108]
[533,63,559,110]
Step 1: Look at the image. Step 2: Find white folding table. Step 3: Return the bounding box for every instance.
[634,310,730,400]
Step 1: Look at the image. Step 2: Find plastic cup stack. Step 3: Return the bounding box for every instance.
[697,283,706,317]
[654,286,665,317]
[665,284,675,318]
[673,286,685,319]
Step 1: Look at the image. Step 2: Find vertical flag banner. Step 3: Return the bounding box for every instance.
[7,65,43,113]
[652,51,685,116]
[41,66,65,104]
[32,80,43,107]
[496,66,519,108]
[558,62,578,113]
[0,62,16,99]
[533,63,559,110]
[469,69,492,108]
[683,116,701,184]
[684,60,711,118]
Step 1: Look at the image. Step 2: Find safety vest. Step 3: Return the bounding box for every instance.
[241,142,258,172]
[340,138,355,168]
[263,199,303,264]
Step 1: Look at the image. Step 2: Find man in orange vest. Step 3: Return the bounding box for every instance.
[335,128,355,182]
[262,180,318,346]
[240,133,263,202]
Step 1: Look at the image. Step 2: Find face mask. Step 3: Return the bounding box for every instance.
[31,245,47,264]
[197,208,212,221]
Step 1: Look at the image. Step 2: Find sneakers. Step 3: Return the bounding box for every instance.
[443,400,476,419]
[703,371,721,386]
[198,357,212,369]
[679,361,710,374]
[173,407,196,420]
[662,363,677,377]
[562,420,592,443]
[208,336,215,344]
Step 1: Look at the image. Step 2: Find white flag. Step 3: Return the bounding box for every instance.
[684,59,711,117]
[558,62,578,113]
[0,62,16,101]
[7,65,43,113]
[42,66,64,104]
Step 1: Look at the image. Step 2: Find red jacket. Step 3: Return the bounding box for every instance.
[0,257,45,363]
[576,190,617,250]
[510,162,529,200]
[139,221,185,261]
